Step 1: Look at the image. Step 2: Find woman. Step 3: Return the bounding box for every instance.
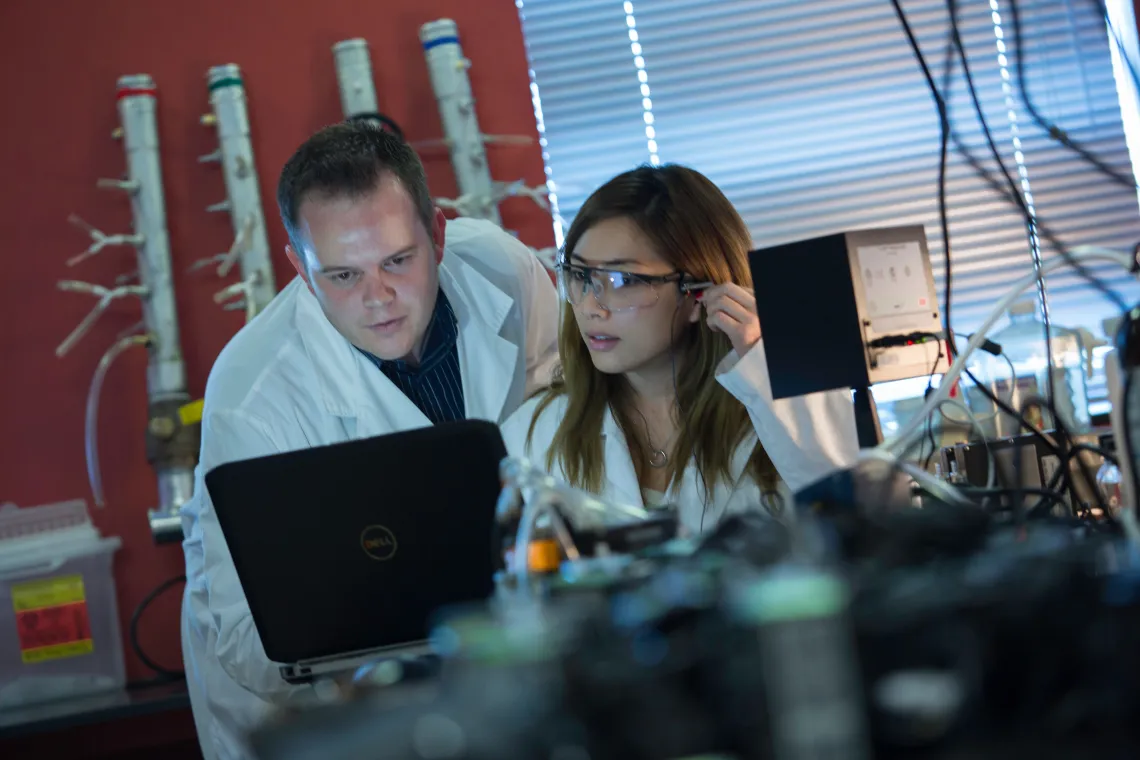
[500,164,858,535]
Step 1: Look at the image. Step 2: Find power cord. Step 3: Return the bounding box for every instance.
[1007,0,1138,190]
[897,0,1130,313]
[942,0,1057,412]
[901,1,1122,505]
[127,574,187,688]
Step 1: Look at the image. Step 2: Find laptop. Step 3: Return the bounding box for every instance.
[204,419,506,683]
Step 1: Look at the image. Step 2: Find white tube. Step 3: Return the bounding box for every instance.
[116,75,198,538]
[86,334,151,507]
[116,74,187,401]
[332,39,380,119]
[206,64,276,318]
[420,19,500,225]
[877,247,1136,454]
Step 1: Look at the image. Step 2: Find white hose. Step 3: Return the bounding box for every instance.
[877,247,1135,454]
[86,333,151,507]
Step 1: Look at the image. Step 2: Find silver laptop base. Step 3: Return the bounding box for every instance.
[279,640,434,684]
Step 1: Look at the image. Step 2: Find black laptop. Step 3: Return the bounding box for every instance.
[204,419,506,683]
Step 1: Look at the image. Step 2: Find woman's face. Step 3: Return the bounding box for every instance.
[566,217,700,378]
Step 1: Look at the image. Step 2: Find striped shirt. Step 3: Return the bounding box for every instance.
[360,290,465,425]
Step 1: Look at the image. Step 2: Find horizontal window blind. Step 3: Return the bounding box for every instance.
[998,0,1140,331]
[518,0,1140,407]
[518,0,653,244]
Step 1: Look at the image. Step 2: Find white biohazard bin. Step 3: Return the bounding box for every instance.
[0,499,125,709]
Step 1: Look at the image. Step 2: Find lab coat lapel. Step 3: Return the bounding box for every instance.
[294,281,431,438]
[439,254,517,423]
[353,369,432,438]
[602,409,644,508]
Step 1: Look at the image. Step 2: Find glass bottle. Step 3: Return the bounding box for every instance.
[978,299,1092,436]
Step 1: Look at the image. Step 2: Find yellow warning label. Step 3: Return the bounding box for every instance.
[22,639,95,664]
[12,575,86,612]
[12,575,94,664]
[179,399,205,426]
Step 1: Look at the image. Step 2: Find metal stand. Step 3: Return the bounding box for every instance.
[853,386,883,448]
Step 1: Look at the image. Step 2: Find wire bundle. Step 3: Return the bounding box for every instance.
[882,0,1140,536]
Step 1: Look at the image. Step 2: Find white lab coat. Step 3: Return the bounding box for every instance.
[179,218,559,760]
[500,341,860,535]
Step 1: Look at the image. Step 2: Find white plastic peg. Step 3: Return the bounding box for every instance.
[66,215,144,267]
[56,280,149,357]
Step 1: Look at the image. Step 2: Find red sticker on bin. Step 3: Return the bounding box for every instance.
[11,575,95,664]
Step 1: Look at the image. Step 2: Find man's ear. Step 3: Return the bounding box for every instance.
[285,244,315,295]
[431,206,446,264]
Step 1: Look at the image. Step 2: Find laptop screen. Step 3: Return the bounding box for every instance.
[205,419,506,665]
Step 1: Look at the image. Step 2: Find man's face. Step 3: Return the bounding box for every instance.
[286,174,445,364]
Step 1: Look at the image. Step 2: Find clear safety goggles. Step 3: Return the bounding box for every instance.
[556,260,705,313]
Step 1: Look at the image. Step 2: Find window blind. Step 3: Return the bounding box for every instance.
[998,0,1140,331]
[517,0,1140,406]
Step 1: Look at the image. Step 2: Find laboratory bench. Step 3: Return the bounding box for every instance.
[0,681,200,758]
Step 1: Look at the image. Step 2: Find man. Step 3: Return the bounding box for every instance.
[179,121,559,760]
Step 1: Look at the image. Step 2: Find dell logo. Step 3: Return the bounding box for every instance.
[360,525,398,561]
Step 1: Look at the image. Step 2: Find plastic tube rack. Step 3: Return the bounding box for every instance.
[194,63,277,322]
[57,74,198,545]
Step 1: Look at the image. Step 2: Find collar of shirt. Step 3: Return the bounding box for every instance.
[365,289,458,377]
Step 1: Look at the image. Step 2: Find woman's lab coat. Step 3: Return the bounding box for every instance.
[180,219,559,760]
[500,341,860,535]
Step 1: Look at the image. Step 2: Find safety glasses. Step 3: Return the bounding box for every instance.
[556,261,707,313]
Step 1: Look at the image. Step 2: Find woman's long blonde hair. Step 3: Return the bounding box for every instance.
[528,164,778,502]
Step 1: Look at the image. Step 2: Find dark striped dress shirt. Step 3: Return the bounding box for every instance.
[360,290,465,425]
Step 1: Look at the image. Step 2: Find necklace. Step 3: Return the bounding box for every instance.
[634,408,670,469]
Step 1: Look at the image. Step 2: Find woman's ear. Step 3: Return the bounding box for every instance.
[687,296,703,324]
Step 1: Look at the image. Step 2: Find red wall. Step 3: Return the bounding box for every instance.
[0,0,549,754]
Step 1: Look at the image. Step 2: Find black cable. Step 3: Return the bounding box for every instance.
[1008,0,1138,190]
[944,1,1124,518]
[923,340,947,469]
[1019,393,1110,516]
[949,131,1134,308]
[892,0,1096,486]
[948,126,1130,310]
[890,0,956,354]
[903,0,1130,314]
[129,574,187,682]
[1036,441,1121,518]
[890,0,1129,511]
[961,367,1067,457]
[1123,367,1140,503]
[959,485,1068,513]
[944,0,1058,415]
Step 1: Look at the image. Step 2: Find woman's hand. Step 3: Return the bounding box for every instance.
[701,283,761,356]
